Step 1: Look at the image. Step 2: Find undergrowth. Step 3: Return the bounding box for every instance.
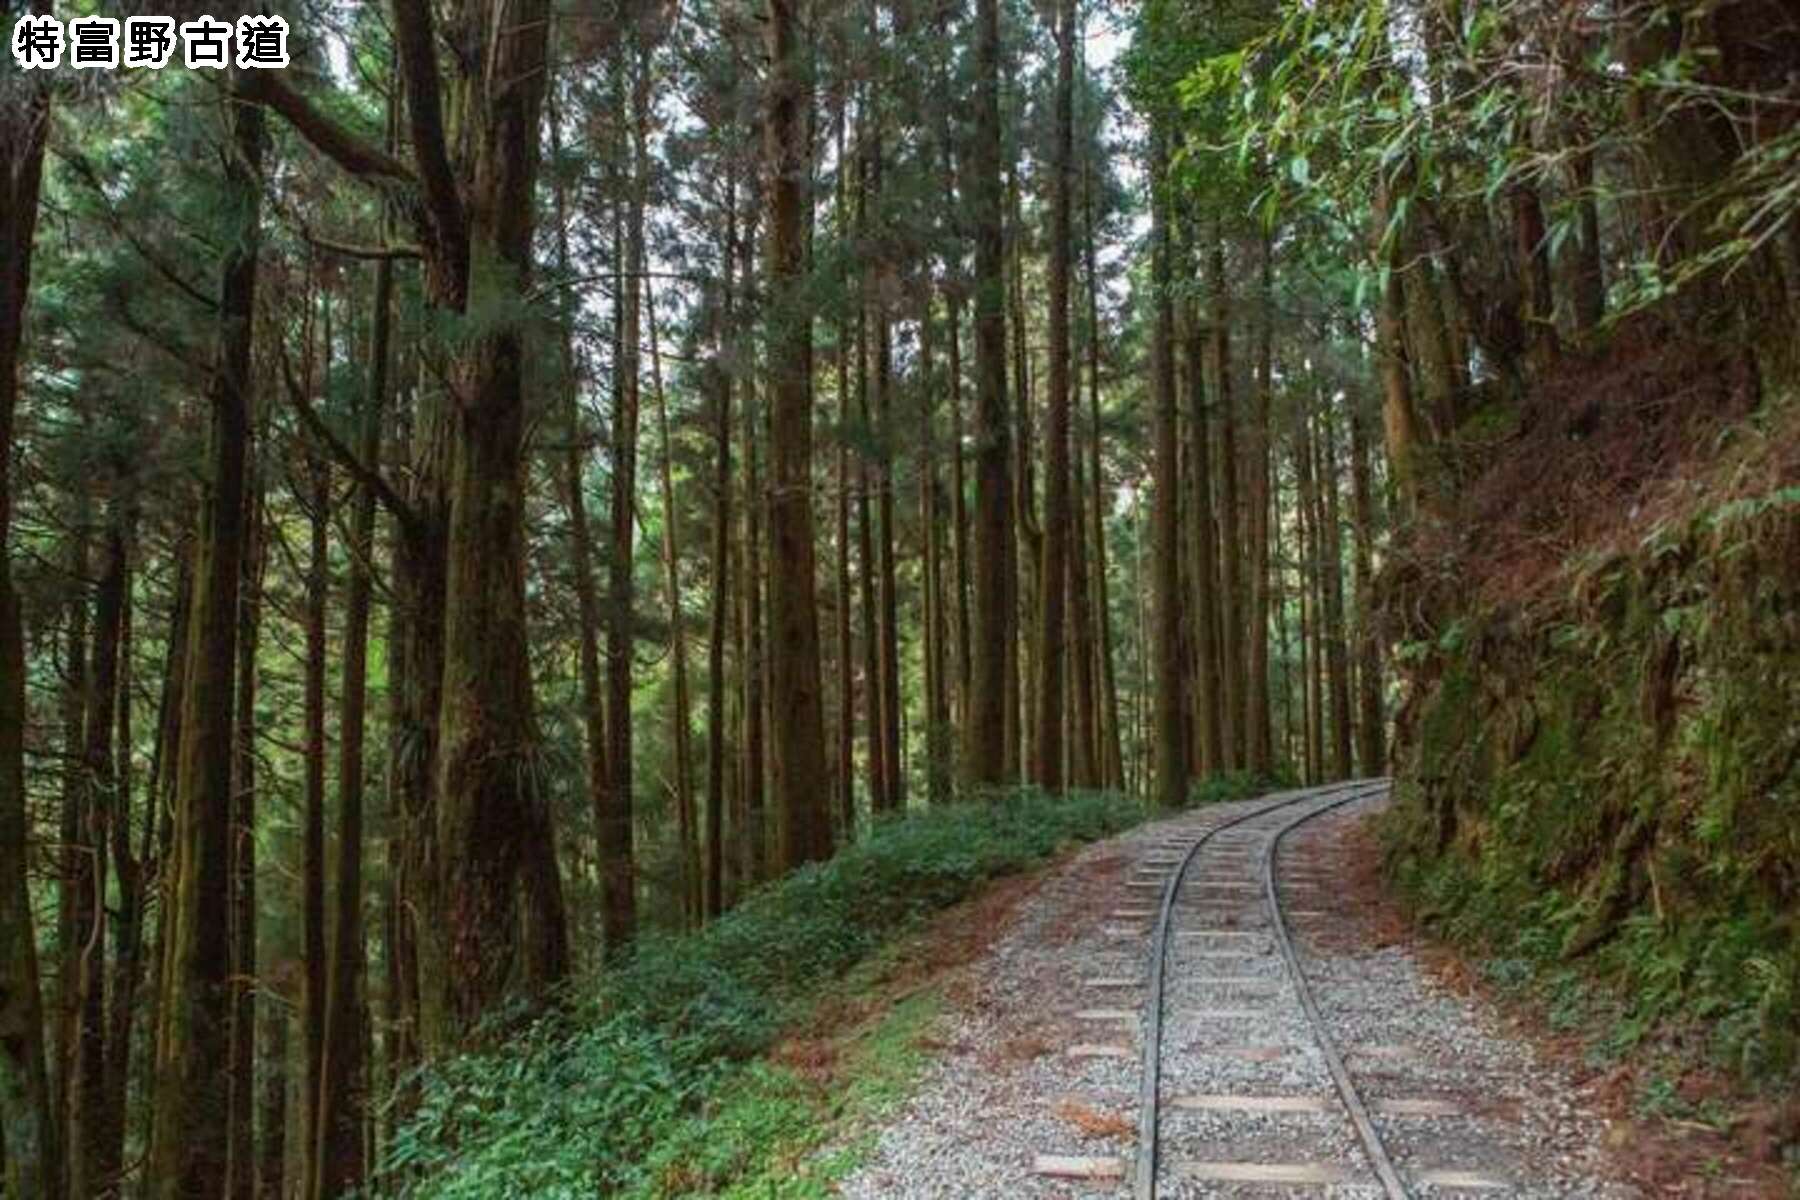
[378,787,1146,1198]
[1381,329,1800,1094]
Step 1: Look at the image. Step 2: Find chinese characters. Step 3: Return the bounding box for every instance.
[11,12,288,70]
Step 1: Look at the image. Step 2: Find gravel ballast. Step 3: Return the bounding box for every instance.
[830,789,1636,1198]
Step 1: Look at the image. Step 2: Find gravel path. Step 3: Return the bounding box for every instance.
[831,787,1637,1199]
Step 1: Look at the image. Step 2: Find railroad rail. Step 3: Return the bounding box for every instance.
[1133,778,1401,1199]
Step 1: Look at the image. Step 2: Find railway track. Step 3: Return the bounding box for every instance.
[1035,779,1521,1196]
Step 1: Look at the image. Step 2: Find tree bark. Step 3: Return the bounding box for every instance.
[226,442,263,1200]
[69,497,125,1198]
[1008,168,1034,785]
[604,59,649,954]
[832,100,856,835]
[1032,0,1075,791]
[55,516,91,1188]
[299,422,330,1200]
[147,84,262,1199]
[1182,231,1223,780]
[549,78,613,947]
[1246,229,1275,778]
[708,177,738,918]
[739,200,768,885]
[97,505,141,1197]
[257,1005,287,1200]
[1317,402,1354,781]
[850,131,885,822]
[863,39,903,815]
[948,293,972,735]
[964,0,1013,788]
[1371,183,1425,514]
[1206,231,1243,772]
[765,0,832,867]
[1083,160,1124,791]
[1148,129,1188,811]
[918,292,952,803]
[317,244,391,1198]
[649,281,699,923]
[1348,398,1385,776]
[0,27,59,1194]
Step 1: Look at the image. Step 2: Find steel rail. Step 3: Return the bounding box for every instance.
[1262,781,1409,1199]
[1133,778,1389,1200]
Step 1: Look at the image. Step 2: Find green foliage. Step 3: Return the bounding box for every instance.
[380,789,1145,1198]
[1190,766,1296,807]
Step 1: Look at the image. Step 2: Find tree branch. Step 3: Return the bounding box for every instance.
[240,72,416,187]
[389,0,467,268]
[277,342,419,534]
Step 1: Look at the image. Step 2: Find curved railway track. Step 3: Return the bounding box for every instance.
[1132,779,1400,1199]
[866,775,1612,1197]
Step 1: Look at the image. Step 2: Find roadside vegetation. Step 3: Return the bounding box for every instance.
[381,789,1145,1198]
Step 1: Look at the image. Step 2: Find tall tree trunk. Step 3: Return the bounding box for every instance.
[1371,182,1425,514]
[70,498,125,1198]
[964,0,1013,788]
[1148,129,1188,810]
[226,444,263,1200]
[918,293,952,803]
[55,515,91,1183]
[765,0,832,867]
[864,48,903,816]
[832,102,856,835]
[857,111,887,818]
[1205,232,1243,771]
[98,505,141,1196]
[386,369,445,1070]
[1348,399,1385,776]
[649,282,699,923]
[1067,414,1099,789]
[856,305,882,816]
[1008,168,1036,787]
[256,1006,287,1200]
[1032,0,1075,791]
[604,63,649,953]
[1318,403,1354,780]
[1512,179,1560,370]
[0,29,58,1194]
[1246,229,1274,778]
[147,85,262,1199]
[423,0,570,1038]
[549,81,613,949]
[947,294,972,733]
[707,178,738,918]
[317,246,391,1198]
[1182,237,1223,780]
[1132,490,1150,797]
[739,201,768,884]
[1567,148,1606,336]
[1274,471,1297,772]
[1083,161,1124,790]
[299,434,330,1200]
[1294,415,1325,784]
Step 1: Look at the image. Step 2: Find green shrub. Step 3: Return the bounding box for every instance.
[379,788,1146,1198]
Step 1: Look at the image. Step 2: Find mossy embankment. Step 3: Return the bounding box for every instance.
[1379,318,1800,1089]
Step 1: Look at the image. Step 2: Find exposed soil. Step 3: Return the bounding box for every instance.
[1390,313,1800,623]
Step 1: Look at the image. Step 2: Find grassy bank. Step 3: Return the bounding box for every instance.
[379,788,1146,1198]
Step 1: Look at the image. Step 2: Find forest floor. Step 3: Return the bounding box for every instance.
[807,793,1790,1198]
